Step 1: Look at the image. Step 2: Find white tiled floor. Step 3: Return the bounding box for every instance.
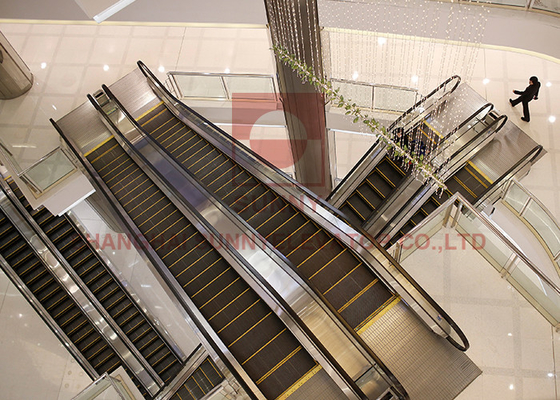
[401,230,558,400]
[0,14,558,400]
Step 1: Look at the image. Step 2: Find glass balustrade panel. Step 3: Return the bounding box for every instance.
[503,182,530,213]
[522,200,560,256]
[456,209,512,272]
[533,0,560,14]
[24,148,74,193]
[173,75,227,99]
[332,81,373,109]
[508,259,560,324]
[224,76,276,101]
[398,209,446,262]
[373,86,417,112]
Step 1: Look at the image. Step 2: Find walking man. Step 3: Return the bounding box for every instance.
[510,76,540,122]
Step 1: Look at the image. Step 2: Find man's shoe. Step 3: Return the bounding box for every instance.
[521,117,529,122]
[509,99,514,106]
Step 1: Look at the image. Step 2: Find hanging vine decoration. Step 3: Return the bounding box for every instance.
[273,44,447,190]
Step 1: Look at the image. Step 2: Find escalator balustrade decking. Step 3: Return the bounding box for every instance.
[86,137,320,400]
[137,102,400,336]
[0,206,148,395]
[339,119,441,226]
[170,357,224,400]
[7,180,184,385]
[340,158,406,225]
[388,160,493,247]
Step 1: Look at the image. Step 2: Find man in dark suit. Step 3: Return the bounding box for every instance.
[509,76,540,122]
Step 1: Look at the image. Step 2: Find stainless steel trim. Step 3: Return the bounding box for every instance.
[156,345,209,400]
[51,117,264,400]
[64,210,187,363]
[137,61,414,396]
[0,179,163,393]
[0,196,99,379]
[328,140,385,207]
[140,63,455,340]
[94,89,369,399]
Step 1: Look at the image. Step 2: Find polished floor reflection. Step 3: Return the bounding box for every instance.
[0,18,558,400]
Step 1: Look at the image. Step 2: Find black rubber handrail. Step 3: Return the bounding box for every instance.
[476,144,544,205]
[51,116,261,400]
[327,75,461,202]
[136,61,410,399]
[138,60,470,353]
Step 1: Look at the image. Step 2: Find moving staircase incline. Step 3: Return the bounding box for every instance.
[340,120,441,226]
[6,180,184,386]
[0,205,146,397]
[340,158,406,226]
[170,357,224,400]
[85,137,324,400]
[137,102,400,336]
[388,161,493,247]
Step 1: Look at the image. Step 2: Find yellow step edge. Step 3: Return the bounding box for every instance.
[275,363,322,400]
[466,161,494,185]
[356,296,401,335]
[84,136,114,157]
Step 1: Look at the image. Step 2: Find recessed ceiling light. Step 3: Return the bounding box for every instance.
[509,384,514,390]
[546,82,552,87]
[158,66,165,73]
[224,68,230,73]
[103,65,109,71]
[411,75,419,83]
[352,71,359,80]
[378,37,387,45]
[40,62,47,69]
[549,116,556,123]
[483,78,490,85]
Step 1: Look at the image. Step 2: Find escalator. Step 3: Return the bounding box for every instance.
[81,136,341,400]
[137,100,399,336]
[99,63,481,399]
[3,179,185,386]
[339,119,442,226]
[0,199,148,398]
[170,357,224,400]
[386,145,541,247]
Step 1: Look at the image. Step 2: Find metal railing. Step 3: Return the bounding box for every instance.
[73,372,135,400]
[501,179,560,277]
[391,191,560,328]
[331,78,419,113]
[168,71,278,101]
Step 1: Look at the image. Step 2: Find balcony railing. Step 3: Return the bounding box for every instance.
[501,179,560,277]
[391,191,560,328]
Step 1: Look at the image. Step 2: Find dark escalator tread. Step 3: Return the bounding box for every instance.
[171,358,224,400]
[0,209,131,381]
[138,107,400,340]
[5,185,184,385]
[86,137,318,399]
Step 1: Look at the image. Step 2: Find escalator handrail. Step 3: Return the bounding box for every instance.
[327,75,461,202]
[136,61,374,238]
[435,110,506,176]
[102,82,408,400]
[136,60,470,352]
[476,144,545,206]
[0,178,165,391]
[0,192,100,380]
[51,116,261,400]
[387,75,461,132]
